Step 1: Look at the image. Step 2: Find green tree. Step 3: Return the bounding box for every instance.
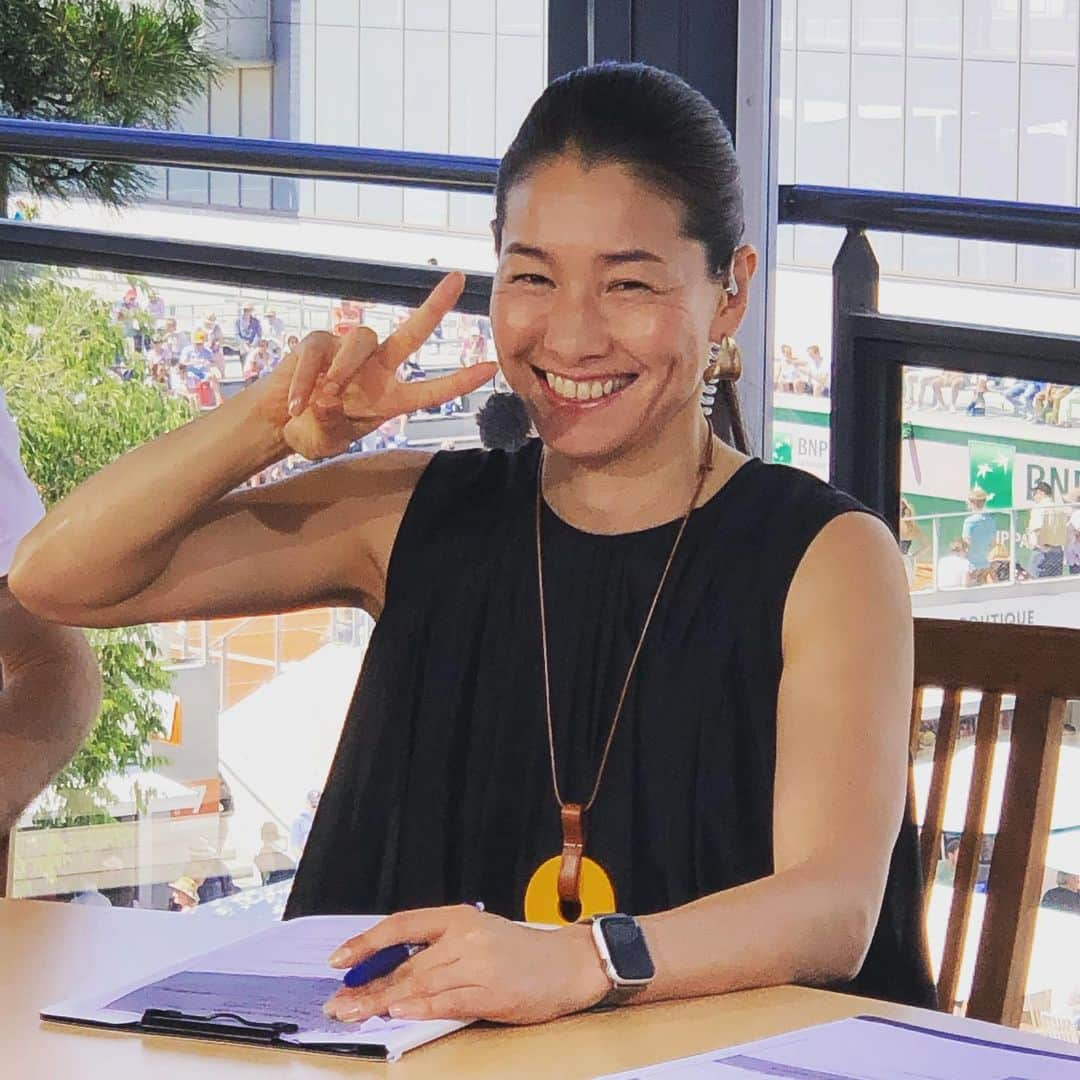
[0,0,223,216]
[0,275,194,824]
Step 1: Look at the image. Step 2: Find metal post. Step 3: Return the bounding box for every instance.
[830,228,901,528]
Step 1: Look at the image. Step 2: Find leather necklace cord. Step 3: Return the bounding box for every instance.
[535,425,716,815]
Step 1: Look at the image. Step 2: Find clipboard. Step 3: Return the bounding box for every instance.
[40,914,472,1062]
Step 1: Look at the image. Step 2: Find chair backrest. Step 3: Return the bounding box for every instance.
[912,617,1080,1027]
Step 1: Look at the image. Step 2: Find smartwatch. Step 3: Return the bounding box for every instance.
[587,913,655,1008]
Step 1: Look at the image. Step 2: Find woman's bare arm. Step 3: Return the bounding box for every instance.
[0,581,102,832]
[629,511,912,1000]
[9,275,496,627]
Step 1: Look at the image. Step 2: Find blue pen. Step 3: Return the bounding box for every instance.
[341,902,484,990]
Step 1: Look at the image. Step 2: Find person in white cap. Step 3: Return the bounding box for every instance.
[0,387,101,839]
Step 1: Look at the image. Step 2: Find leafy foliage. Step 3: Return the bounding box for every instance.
[0,0,223,210]
[0,275,195,823]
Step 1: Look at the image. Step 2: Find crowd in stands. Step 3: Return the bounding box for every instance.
[109,284,496,484]
[901,484,1080,591]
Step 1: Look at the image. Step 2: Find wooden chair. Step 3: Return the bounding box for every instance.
[912,617,1080,1026]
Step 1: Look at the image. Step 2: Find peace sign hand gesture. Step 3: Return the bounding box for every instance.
[275,273,497,460]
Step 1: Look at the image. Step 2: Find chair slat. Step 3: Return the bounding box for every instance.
[936,692,1001,1011]
[967,693,1067,1026]
[909,685,925,760]
[919,687,962,909]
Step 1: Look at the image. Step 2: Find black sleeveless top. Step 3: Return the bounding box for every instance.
[286,440,936,1009]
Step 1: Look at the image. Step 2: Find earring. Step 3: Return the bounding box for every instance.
[705,336,742,383]
[701,337,742,418]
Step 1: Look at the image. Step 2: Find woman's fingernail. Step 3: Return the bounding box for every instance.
[288,398,302,416]
[388,1004,408,1018]
[328,948,350,967]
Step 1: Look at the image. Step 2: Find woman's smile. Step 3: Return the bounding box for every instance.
[531,364,639,408]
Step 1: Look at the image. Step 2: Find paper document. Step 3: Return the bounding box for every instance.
[41,914,470,1061]
[594,1014,1080,1079]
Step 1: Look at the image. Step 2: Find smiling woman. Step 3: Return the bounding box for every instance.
[10,62,933,1027]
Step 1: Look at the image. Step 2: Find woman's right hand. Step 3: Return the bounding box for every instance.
[257,272,498,461]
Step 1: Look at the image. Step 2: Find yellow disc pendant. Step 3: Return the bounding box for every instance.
[523,855,616,925]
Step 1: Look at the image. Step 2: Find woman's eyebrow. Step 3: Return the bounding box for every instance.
[598,249,666,266]
[503,243,666,266]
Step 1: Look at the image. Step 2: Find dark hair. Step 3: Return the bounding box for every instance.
[494,62,750,454]
[1033,481,1053,497]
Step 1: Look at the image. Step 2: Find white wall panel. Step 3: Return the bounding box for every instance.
[495,33,543,153]
[497,0,543,35]
[405,0,448,30]
[964,0,1019,62]
[1022,0,1079,65]
[853,0,905,54]
[907,0,961,58]
[318,0,360,26]
[798,0,851,52]
[240,68,273,209]
[210,72,242,208]
[452,0,495,33]
[362,0,403,26]
[357,26,404,223]
[314,26,360,219]
[403,29,449,225]
[450,32,496,155]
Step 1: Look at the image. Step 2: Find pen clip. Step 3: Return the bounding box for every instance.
[140,1008,300,1044]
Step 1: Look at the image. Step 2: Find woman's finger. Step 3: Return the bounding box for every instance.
[327,905,473,969]
[392,361,500,416]
[377,272,466,371]
[287,331,338,416]
[328,963,476,1023]
[387,988,482,1022]
[322,326,380,397]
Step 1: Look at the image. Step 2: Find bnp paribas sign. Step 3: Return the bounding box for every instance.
[968,439,1080,507]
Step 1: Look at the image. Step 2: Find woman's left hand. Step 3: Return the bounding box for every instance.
[323,905,610,1025]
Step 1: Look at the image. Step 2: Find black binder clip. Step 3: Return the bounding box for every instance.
[140,1008,300,1045]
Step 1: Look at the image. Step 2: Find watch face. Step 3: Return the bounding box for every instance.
[599,917,655,981]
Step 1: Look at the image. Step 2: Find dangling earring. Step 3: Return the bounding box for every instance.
[701,336,742,417]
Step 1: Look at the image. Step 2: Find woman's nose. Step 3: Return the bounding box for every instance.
[542,288,610,365]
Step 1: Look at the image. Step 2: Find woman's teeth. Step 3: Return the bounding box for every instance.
[544,371,633,401]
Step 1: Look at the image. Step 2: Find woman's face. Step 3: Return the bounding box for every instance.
[490,156,750,462]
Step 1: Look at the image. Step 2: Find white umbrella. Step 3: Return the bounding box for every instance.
[913,743,1080,835]
[19,767,204,825]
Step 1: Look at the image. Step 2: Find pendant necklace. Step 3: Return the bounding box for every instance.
[523,429,716,925]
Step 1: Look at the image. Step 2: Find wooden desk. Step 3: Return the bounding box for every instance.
[3,899,1077,1079]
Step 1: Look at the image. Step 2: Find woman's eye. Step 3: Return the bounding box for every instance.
[510,273,552,286]
[609,280,652,293]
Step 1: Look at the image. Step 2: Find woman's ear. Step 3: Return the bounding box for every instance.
[708,244,758,341]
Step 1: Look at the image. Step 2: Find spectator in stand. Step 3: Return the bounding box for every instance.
[898,498,925,586]
[804,344,829,397]
[332,299,364,337]
[935,838,961,886]
[235,304,262,354]
[459,329,488,367]
[1040,872,1080,914]
[244,341,271,384]
[286,333,300,354]
[180,327,213,365]
[904,367,945,410]
[1027,480,1068,578]
[264,309,287,345]
[290,790,321,856]
[254,821,297,886]
[167,875,200,913]
[145,337,170,370]
[146,290,166,319]
[1005,379,1043,419]
[162,316,189,357]
[1066,487,1080,576]
[774,344,807,393]
[202,313,223,348]
[936,538,970,589]
[961,488,998,586]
